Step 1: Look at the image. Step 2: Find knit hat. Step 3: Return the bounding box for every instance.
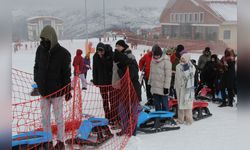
[96,42,105,52]
[116,40,129,50]
[152,44,163,56]
[176,44,185,53]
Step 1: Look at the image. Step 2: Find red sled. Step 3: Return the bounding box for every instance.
[197,86,213,101]
[168,99,212,121]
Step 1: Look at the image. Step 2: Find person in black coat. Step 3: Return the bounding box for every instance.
[200,54,220,100]
[219,49,236,107]
[113,40,141,136]
[33,25,71,149]
[93,42,118,124]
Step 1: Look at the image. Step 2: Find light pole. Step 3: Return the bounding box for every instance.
[85,0,88,43]
[103,0,106,38]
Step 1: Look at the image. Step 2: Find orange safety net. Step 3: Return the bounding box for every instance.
[12,68,140,150]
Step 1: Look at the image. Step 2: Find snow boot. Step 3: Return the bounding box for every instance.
[218,102,227,107]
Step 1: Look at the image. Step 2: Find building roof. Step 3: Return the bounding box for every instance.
[206,1,237,22]
[160,0,237,24]
[27,16,63,23]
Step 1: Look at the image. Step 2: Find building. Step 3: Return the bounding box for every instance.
[27,16,64,41]
[160,0,237,50]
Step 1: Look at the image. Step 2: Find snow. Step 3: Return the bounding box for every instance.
[12,38,248,150]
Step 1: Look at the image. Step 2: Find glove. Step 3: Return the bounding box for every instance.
[163,88,169,95]
[65,93,72,101]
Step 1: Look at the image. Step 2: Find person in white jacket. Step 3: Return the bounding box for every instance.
[148,44,172,111]
[175,53,195,125]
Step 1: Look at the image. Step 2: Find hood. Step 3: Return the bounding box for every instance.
[76,49,82,56]
[40,25,58,50]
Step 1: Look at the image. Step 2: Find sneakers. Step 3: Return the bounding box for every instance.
[53,141,65,150]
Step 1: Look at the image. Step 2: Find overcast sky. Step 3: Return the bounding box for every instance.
[12,0,168,11]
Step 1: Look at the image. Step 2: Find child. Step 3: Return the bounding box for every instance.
[73,49,87,90]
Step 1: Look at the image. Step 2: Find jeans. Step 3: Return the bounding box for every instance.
[153,94,168,111]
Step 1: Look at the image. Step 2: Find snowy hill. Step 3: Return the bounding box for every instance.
[12,6,165,40]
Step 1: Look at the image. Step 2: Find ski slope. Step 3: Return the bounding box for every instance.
[12,38,247,150]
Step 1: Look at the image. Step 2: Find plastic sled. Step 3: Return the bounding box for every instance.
[65,117,113,146]
[197,86,213,100]
[12,131,52,150]
[137,108,180,134]
[169,99,212,121]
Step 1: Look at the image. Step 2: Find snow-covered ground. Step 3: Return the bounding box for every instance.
[12,38,248,150]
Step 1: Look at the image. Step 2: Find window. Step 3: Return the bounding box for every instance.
[170,14,174,22]
[175,14,178,23]
[195,13,199,23]
[200,13,204,23]
[224,30,231,40]
[186,14,189,23]
[190,13,193,23]
[180,13,185,23]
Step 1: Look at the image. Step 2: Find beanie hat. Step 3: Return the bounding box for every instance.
[176,44,185,53]
[116,40,129,50]
[152,44,163,56]
[205,47,210,52]
[96,42,105,52]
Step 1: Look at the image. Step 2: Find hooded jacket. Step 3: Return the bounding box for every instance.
[92,43,113,85]
[34,25,71,97]
[73,49,84,75]
[139,51,153,80]
[112,48,141,101]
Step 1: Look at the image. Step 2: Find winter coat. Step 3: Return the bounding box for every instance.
[139,51,153,79]
[34,26,71,97]
[174,62,195,109]
[83,57,91,74]
[148,55,172,96]
[198,51,211,70]
[92,44,113,85]
[112,49,141,101]
[220,56,236,89]
[200,61,219,85]
[73,49,84,75]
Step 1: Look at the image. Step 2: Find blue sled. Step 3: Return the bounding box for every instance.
[137,109,180,133]
[12,131,52,147]
[65,117,113,146]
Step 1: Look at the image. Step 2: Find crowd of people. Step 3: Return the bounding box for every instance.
[33,25,237,149]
